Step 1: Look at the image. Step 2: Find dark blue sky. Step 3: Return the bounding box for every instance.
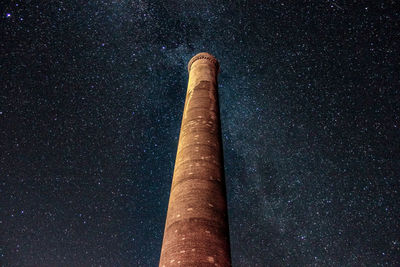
[2,1,399,266]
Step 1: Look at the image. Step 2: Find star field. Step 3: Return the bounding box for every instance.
[2,1,400,266]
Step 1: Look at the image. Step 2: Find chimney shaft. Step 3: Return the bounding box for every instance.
[159,53,231,266]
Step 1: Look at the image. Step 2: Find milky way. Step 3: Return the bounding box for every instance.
[2,1,399,266]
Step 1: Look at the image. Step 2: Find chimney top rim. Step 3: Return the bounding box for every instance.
[188,52,219,73]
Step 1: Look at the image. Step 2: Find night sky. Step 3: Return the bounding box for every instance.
[2,1,400,266]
